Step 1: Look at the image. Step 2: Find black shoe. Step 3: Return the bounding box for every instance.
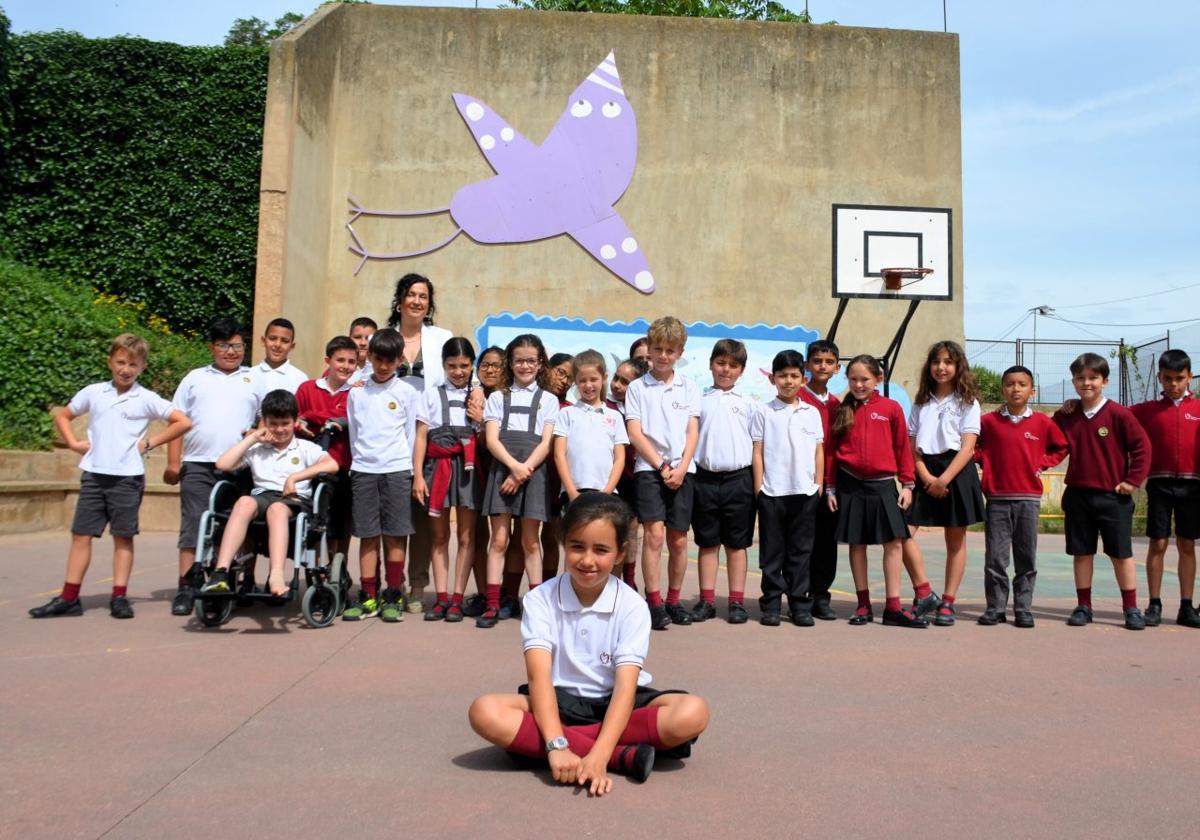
[882,608,928,628]
[934,602,957,626]
[977,607,1006,625]
[689,600,716,623]
[475,606,500,628]
[812,601,838,621]
[1177,603,1200,628]
[1143,602,1162,627]
[462,593,486,618]
[498,595,517,620]
[760,612,781,626]
[29,596,82,618]
[727,602,749,624]
[664,601,693,626]
[1123,607,1146,630]
[235,578,258,607]
[790,610,814,627]
[913,591,941,619]
[171,587,196,616]
[1013,610,1035,628]
[425,600,449,621]
[615,744,655,783]
[649,603,672,630]
[1066,604,1093,626]
[848,607,874,626]
[663,738,695,760]
[109,595,134,619]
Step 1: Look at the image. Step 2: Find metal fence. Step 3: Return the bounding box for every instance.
[968,330,1200,405]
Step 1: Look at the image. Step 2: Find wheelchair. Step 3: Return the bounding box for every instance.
[189,425,352,629]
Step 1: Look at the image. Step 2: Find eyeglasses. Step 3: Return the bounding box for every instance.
[215,343,245,352]
[512,359,540,368]
[479,362,503,371]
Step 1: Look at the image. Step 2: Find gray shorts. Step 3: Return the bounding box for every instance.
[249,490,312,519]
[351,470,414,538]
[72,472,145,538]
[177,462,250,549]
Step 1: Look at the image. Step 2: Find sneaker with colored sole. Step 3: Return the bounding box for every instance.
[379,588,405,623]
[405,591,424,614]
[342,595,379,621]
[200,569,231,594]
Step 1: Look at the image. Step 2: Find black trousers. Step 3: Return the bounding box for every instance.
[809,500,839,604]
[757,492,818,614]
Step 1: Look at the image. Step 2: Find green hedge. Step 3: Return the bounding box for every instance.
[0,257,211,450]
[2,32,268,331]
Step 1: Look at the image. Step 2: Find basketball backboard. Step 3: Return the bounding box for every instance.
[832,204,953,300]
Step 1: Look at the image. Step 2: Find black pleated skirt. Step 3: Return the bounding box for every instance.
[908,450,985,528]
[834,470,910,545]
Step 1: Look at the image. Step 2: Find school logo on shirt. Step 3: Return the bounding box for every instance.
[291,456,300,464]
[1097,426,1109,438]
[388,401,397,410]
[599,652,612,665]
[1186,413,1200,422]
[671,401,688,411]
[243,376,252,384]
[1023,431,1040,441]
[869,412,888,422]
[603,415,616,428]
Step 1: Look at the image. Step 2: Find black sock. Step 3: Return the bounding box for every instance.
[1181,598,1193,609]
[1150,597,1163,608]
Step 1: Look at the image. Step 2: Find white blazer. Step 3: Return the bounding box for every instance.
[419,323,453,389]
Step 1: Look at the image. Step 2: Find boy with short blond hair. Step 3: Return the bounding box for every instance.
[1053,353,1150,630]
[165,317,262,615]
[688,338,756,625]
[1129,349,1200,627]
[252,317,308,394]
[31,334,192,619]
[624,316,701,630]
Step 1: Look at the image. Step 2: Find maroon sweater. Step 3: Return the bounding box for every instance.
[976,410,1069,500]
[827,392,915,488]
[295,379,350,471]
[1130,394,1200,480]
[1052,400,1149,491]
[800,385,840,447]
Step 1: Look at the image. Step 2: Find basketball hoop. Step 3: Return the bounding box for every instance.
[881,266,933,292]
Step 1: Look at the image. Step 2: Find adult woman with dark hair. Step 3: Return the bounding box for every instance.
[387,273,455,389]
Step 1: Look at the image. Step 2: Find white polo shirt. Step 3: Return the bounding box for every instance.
[172,365,262,463]
[239,437,326,499]
[483,383,558,432]
[624,372,702,473]
[417,382,475,431]
[347,373,420,473]
[67,382,174,476]
[750,397,824,497]
[695,386,756,472]
[554,404,629,490]
[348,361,374,386]
[252,360,308,396]
[521,574,652,698]
[908,394,982,455]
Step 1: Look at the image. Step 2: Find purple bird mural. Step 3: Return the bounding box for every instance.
[346,51,656,294]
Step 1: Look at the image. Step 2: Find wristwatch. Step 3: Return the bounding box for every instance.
[658,458,671,472]
[545,735,570,753]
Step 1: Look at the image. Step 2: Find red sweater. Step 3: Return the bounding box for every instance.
[1130,394,1200,480]
[976,410,1069,500]
[1052,400,1149,491]
[826,392,914,488]
[295,379,351,471]
[800,385,841,446]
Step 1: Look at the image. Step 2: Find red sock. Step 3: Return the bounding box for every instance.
[700,588,715,605]
[1077,587,1092,608]
[111,585,127,598]
[856,589,871,609]
[885,596,901,612]
[384,560,405,590]
[622,562,637,588]
[666,588,682,605]
[619,707,667,749]
[506,714,647,772]
[362,577,378,599]
[914,581,933,600]
[372,573,381,592]
[436,591,448,604]
[646,591,663,608]
[503,571,523,598]
[486,583,501,610]
[505,711,544,758]
[450,592,464,605]
[62,582,82,602]
[1121,588,1138,609]
[728,590,744,604]
[941,593,956,605]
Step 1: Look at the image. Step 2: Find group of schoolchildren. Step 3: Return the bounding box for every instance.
[28,313,1200,636]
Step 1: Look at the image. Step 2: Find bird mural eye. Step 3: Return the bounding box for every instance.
[602,101,622,118]
[570,98,593,118]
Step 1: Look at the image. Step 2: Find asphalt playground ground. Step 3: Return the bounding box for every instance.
[3,528,1198,840]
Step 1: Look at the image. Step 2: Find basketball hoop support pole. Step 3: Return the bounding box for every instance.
[880,300,921,397]
[827,299,850,343]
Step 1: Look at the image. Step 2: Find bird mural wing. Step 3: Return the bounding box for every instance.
[568,211,655,295]
[451,93,538,175]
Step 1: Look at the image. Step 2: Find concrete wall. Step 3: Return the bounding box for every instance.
[254,5,962,394]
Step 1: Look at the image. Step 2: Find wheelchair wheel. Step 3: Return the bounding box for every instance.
[301,582,339,628]
[330,552,350,615]
[195,595,234,628]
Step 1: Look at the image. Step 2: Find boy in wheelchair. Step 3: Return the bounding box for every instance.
[200,389,338,597]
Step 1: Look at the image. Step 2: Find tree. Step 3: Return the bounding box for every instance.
[507,0,831,22]
[224,12,304,48]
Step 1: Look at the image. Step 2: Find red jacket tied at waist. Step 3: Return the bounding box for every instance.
[426,436,476,517]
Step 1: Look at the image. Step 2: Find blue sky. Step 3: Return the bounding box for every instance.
[5,0,1198,346]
